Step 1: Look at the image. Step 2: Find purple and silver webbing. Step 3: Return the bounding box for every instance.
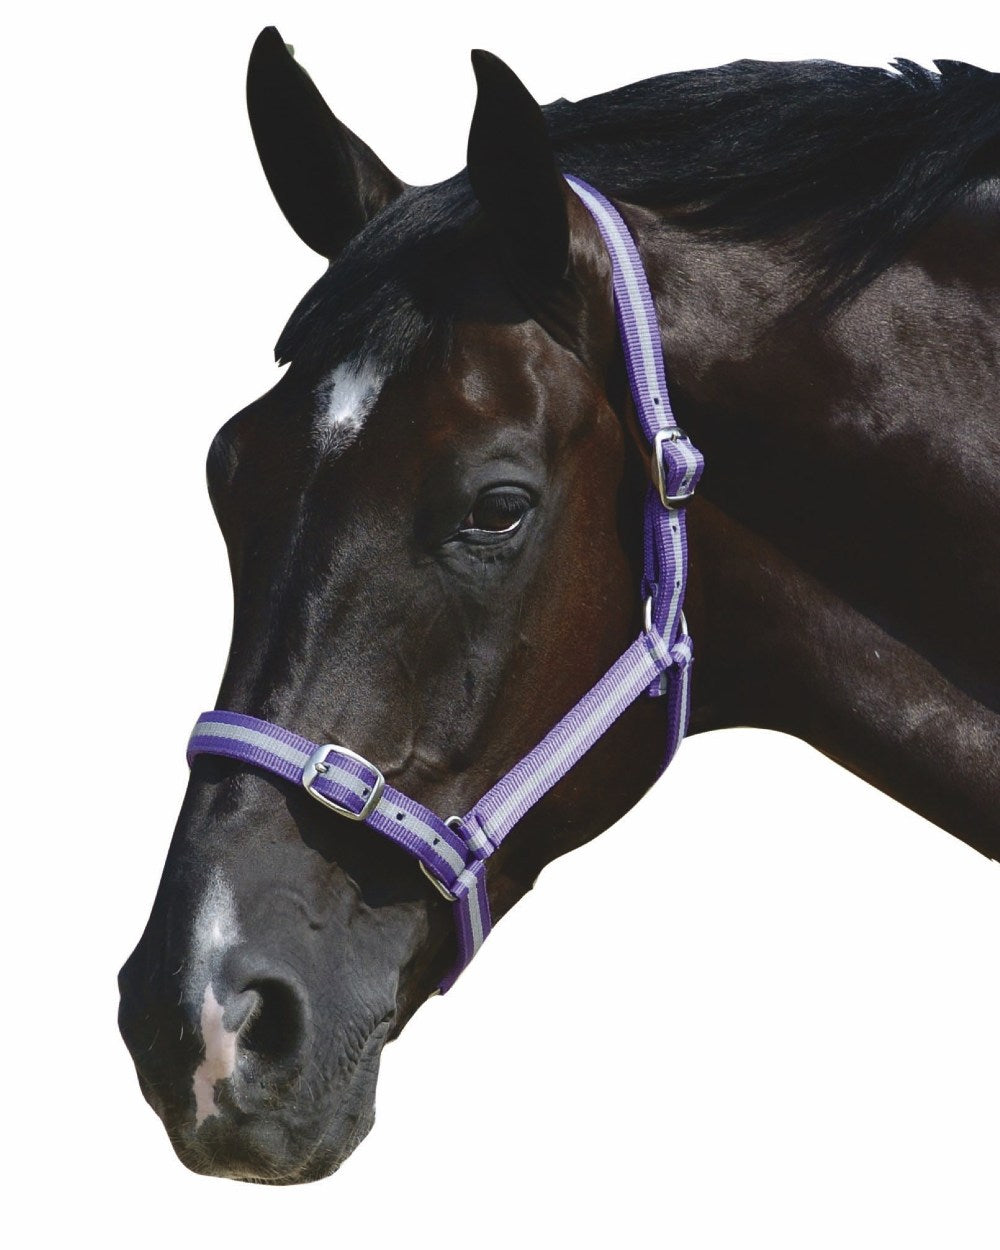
[186,174,703,990]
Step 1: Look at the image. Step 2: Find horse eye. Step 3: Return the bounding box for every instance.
[459,488,532,536]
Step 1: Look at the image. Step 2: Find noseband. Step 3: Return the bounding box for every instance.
[186,176,704,991]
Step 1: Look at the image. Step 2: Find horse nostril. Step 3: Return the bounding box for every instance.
[223,988,260,1035]
[234,977,306,1065]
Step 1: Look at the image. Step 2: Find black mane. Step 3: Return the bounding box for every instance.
[275,57,1000,374]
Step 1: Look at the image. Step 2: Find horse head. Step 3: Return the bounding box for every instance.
[118,32,671,1182]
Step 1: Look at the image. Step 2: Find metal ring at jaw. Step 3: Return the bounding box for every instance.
[647,600,690,643]
[419,859,457,902]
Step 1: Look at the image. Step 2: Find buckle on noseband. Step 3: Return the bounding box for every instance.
[652,428,695,509]
[302,743,385,821]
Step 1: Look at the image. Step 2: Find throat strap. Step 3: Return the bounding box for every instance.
[186,174,703,991]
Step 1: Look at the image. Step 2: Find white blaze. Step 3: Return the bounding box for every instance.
[313,357,384,453]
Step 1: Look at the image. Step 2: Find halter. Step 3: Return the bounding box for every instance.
[186,176,704,991]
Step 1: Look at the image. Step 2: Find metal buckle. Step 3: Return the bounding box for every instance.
[652,428,695,509]
[301,743,385,821]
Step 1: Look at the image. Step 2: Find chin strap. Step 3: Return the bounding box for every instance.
[186,174,703,991]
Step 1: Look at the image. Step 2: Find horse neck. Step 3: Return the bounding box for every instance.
[624,203,1000,862]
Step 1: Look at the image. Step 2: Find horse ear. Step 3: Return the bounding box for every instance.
[467,50,570,286]
[246,27,405,260]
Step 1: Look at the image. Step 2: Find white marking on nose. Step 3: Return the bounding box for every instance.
[185,870,240,1004]
[193,982,239,1127]
[313,357,384,453]
[186,871,242,1125]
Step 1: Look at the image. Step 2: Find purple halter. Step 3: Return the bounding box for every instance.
[187,175,704,991]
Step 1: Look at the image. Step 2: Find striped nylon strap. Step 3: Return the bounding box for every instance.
[186,174,704,991]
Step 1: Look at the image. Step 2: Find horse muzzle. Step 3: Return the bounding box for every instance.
[118,940,393,1182]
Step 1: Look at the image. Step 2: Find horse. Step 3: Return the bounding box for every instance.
[118,27,1000,1183]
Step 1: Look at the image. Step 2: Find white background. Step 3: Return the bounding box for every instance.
[4,2,998,1246]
